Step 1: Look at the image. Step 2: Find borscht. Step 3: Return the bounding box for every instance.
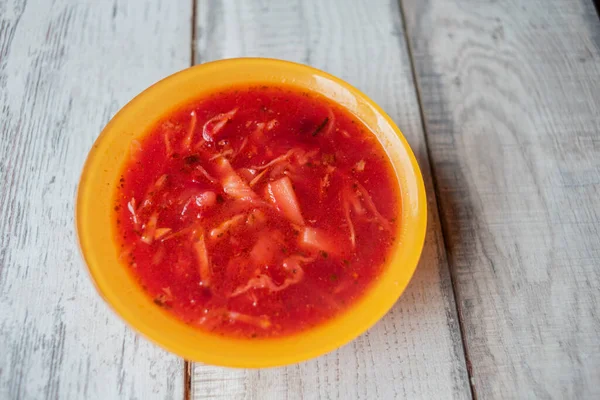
[114,85,400,338]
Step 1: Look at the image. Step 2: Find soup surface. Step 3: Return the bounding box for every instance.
[114,85,400,338]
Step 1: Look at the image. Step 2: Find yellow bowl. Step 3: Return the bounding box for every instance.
[76,58,427,367]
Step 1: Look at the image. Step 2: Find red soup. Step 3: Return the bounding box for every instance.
[115,84,400,338]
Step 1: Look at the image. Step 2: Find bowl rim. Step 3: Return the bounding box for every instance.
[76,57,427,367]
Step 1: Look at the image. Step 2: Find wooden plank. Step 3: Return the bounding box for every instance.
[192,1,471,399]
[401,0,600,397]
[0,0,190,398]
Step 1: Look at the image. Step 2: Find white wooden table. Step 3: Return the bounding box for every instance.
[1,0,599,399]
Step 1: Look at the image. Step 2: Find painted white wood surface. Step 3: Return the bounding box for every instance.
[5,0,599,398]
[0,1,190,399]
[192,1,471,399]
[402,0,600,398]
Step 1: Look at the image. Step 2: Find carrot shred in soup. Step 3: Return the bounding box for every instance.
[114,85,400,338]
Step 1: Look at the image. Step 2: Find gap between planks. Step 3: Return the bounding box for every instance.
[396,0,476,399]
[184,1,198,399]
[184,360,193,400]
[191,0,198,66]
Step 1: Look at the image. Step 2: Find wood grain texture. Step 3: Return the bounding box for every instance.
[0,0,190,398]
[193,0,471,399]
[402,0,600,397]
